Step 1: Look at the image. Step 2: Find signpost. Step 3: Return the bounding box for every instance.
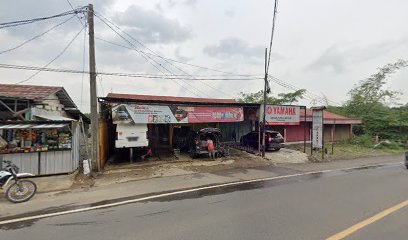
[311,107,325,159]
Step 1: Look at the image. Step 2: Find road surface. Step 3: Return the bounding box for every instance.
[1,164,407,240]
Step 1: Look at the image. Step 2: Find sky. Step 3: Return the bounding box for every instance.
[0,0,407,112]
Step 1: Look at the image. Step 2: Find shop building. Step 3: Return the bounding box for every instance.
[98,93,361,167]
[99,93,259,166]
[0,84,89,175]
[269,109,362,143]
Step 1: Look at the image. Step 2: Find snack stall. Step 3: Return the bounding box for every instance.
[0,121,80,175]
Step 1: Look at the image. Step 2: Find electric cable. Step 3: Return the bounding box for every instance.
[0,63,262,80]
[94,13,210,98]
[0,15,76,55]
[93,12,236,98]
[14,25,86,84]
[0,7,86,29]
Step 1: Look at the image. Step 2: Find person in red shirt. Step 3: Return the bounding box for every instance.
[207,138,215,160]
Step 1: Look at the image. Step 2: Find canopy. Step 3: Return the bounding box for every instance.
[34,114,74,121]
[0,123,67,129]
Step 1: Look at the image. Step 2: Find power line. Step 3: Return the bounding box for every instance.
[94,12,209,98]
[0,15,76,55]
[0,63,263,80]
[14,25,86,84]
[266,0,279,75]
[268,76,342,106]
[95,37,236,97]
[98,37,263,77]
[0,7,86,29]
[94,13,210,98]
[93,11,258,77]
[65,0,85,27]
[93,12,233,98]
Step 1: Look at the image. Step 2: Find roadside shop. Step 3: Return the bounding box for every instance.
[0,83,90,176]
[0,120,81,175]
[99,93,259,166]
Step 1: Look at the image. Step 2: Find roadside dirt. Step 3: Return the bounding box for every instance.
[90,149,275,187]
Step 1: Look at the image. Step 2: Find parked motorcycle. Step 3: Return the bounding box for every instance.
[0,160,37,203]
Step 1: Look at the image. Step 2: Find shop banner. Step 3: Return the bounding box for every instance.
[261,105,300,125]
[312,110,323,149]
[112,104,243,124]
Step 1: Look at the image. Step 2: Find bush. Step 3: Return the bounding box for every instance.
[349,135,374,148]
[374,141,405,150]
[352,125,365,135]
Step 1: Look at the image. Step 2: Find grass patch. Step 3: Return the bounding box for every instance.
[286,142,405,162]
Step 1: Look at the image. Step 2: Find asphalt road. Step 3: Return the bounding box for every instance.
[1,164,408,240]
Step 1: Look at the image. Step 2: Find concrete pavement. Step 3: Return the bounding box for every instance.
[1,162,407,239]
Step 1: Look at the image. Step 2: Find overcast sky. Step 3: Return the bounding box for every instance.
[0,0,407,112]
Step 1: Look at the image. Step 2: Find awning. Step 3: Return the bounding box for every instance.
[0,123,67,129]
[34,114,75,121]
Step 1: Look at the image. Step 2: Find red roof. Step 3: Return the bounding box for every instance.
[300,109,362,124]
[106,93,236,104]
[300,109,348,120]
[0,84,62,100]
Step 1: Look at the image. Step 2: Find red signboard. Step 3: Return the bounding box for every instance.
[186,106,243,123]
[112,104,243,124]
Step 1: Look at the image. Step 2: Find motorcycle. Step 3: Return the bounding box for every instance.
[0,160,37,203]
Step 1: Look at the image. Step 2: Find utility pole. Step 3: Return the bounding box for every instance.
[262,48,268,157]
[87,4,100,172]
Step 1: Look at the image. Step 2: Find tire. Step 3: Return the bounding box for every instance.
[273,148,281,152]
[6,180,37,203]
[406,165,408,170]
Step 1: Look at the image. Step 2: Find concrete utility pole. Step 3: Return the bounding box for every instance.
[87,4,100,171]
[262,48,268,157]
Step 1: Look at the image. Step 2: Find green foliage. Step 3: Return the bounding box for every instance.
[345,59,407,117]
[374,141,405,150]
[349,134,374,148]
[331,59,408,141]
[237,89,306,105]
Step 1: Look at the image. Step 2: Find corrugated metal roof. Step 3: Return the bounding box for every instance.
[106,93,236,104]
[0,123,67,129]
[0,83,77,109]
[33,114,75,121]
[0,84,61,100]
[300,109,362,124]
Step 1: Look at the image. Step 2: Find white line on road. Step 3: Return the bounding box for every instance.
[0,162,402,226]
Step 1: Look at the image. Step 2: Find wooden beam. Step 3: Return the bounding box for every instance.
[0,99,25,120]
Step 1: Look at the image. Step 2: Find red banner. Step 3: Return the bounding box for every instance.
[185,106,244,123]
[112,104,243,124]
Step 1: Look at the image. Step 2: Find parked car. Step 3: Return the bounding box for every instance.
[240,130,284,151]
[190,128,222,158]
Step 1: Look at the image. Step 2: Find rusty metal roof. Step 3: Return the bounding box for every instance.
[0,83,77,109]
[300,109,362,124]
[105,93,237,104]
[0,83,61,100]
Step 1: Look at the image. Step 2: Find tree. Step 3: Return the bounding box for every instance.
[338,59,408,140]
[237,89,306,105]
[345,59,407,116]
